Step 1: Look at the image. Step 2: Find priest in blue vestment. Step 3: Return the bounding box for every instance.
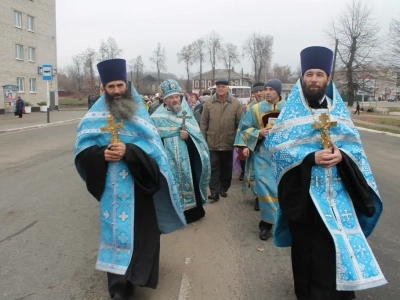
[74,59,186,300]
[236,79,285,241]
[151,79,211,224]
[267,46,387,300]
[234,81,266,210]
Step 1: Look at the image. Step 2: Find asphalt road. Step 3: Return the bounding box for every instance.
[0,123,398,300]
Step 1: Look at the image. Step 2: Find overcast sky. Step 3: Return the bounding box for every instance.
[56,0,400,78]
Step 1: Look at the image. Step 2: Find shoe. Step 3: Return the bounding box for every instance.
[254,198,260,211]
[259,229,271,241]
[219,191,228,197]
[208,193,219,201]
[112,292,128,300]
[239,173,244,181]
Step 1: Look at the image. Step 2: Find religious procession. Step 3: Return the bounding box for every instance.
[71,45,387,300]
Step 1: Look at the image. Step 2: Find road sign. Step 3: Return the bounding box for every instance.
[42,64,53,81]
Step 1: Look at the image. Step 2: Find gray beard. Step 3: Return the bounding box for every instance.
[170,105,182,114]
[166,104,182,114]
[105,97,137,121]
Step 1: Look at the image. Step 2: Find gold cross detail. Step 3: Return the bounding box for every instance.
[100,115,123,143]
[311,113,337,149]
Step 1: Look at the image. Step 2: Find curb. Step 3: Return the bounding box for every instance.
[355,126,400,137]
[0,118,82,134]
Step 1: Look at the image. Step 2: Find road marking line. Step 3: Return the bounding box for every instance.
[178,273,192,300]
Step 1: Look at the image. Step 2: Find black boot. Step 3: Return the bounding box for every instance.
[259,221,272,241]
[208,193,219,201]
[239,172,244,181]
[219,191,228,197]
[254,198,260,211]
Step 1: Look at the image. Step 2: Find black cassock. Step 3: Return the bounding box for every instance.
[277,99,375,300]
[76,143,162,298]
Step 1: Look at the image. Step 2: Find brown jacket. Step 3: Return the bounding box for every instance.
[200,93,242,151]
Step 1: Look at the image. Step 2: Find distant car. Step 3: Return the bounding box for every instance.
[388,97,397,102]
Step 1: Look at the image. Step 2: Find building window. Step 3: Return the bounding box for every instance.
[195,81,199,88]
[14,11,22,28]
[29,78,37,93]
[27,16,35,32]
[28,47,35,62]
[15,44,24,60]
[201,80,205,88]
[235,80,239,86]
[208,80,211,87]
[17,77,25,92]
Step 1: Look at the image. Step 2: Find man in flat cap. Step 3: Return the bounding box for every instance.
[74,59,186,300]
[267,46,386,299]
[200,78,242,201]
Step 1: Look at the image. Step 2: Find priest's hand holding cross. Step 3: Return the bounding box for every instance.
[314,140,342,168]
[104,143,126,162]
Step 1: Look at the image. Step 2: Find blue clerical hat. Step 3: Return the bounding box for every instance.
[300,46,334,76]
[159,79,181,99]
[97,58,127,85]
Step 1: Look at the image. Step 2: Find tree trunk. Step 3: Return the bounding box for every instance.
[136,69,140,91]
[212,51,216,82]
[228,63,231,84]
[346,37,357,107]
[186,62,190,93]
[199,58,203,94]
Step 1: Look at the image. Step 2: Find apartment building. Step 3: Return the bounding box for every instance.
[0,0,58,114]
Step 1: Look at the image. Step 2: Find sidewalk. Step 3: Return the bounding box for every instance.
[0,109,86,133]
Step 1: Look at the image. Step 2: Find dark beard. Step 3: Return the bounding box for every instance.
[302,80,328,108]
[105,90,137,121]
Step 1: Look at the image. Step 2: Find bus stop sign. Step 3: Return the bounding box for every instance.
[42,64,53,81]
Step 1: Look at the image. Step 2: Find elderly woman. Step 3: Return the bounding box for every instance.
[190,93,199,108]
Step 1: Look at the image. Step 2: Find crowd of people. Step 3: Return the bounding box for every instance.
[74,46,387,300]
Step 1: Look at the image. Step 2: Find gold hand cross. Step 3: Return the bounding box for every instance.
[311,113,337,149]
[100,115,123,143]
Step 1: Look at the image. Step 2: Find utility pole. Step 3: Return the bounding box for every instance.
[331,39,339,81]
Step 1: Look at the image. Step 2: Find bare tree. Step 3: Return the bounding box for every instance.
[57,68,74,92]
[206,31,222,82]
[192,38,207,93]
[387,18,400,72]
[83,47,98,95]
[268,64,296,83]
[177,45,195,92]
[220,43,240,83]
[150,43,167,84]
[71,53,85,96]
[243,33,274,82]
[129,56,145,90]
[99,37,123,60]
[326,0,380,106]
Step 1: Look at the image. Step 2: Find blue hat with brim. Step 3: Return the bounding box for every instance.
[300,46,334,76]
[159,79,181,99]
[97,58,127,85]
